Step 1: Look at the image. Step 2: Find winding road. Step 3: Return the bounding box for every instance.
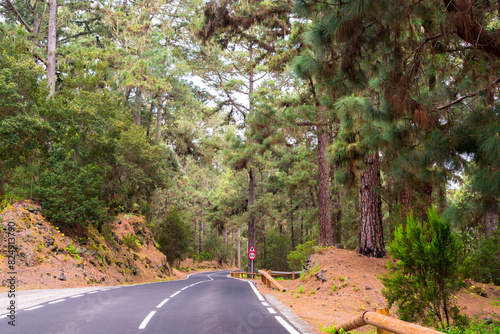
[1,271,302,333]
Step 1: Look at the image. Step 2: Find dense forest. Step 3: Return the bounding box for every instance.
[0,0,499,287]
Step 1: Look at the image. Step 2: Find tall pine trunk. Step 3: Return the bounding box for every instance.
[134,88,143,125]
[232,229,235,266]
[358,153,385,257]
[237,226,241,269]
[330,162,341,244]
[47,0,57,97]
[290,195,295,249]
[156,104,162,142]
[484,199,499,236]
[400,177,411,220]
[247,43,256,271]
[198,216,204,253]
[317,110,332,246]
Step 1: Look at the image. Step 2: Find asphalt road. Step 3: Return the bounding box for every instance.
[1,271,302,333]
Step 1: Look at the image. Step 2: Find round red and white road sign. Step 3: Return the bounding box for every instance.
[248,252,256,260]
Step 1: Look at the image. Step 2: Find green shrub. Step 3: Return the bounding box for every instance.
[461,230,500,285]
[122,233,142,251]
[287,240,320,270]
[203,233,230,264]
[154,207,193,265]
[36,150,105,227]
[440,318,500,334]
[67,241,81,260]
[198,251,214,262]
[261,231,292,271]
[381,208,465,328]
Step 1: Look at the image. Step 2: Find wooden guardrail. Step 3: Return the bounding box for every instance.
[258,269,287,292]
[230,270,301,280]
[230,271,261,278]
[335,308,442,334]
[267,270,302,280]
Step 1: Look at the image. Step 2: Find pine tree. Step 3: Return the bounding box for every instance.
[198,0,293,267]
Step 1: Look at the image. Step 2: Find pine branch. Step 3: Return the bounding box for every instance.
[223,89,248,117]
[443,0,500,58]
[295,121,327,127]
[5,0,32,32]
[437,75,500,110]
[406,34,441,62]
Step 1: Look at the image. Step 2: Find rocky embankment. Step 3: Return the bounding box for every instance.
[0,202,171,291]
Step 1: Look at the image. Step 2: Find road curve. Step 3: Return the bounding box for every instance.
[1,271,302,333]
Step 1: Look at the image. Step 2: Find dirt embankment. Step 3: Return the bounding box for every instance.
[256,247,500,333]
[0,201,231,292]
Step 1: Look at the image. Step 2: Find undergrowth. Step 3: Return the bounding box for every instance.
[440,318,500,334]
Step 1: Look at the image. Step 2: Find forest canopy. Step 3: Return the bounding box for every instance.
[0,0,498,287]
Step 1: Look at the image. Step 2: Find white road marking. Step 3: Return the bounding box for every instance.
[248,281,265,301]
[275,316,300,334]
[156,298,169,308]
[0,314,7,319]
[26,306,44,311]
[138,311,156,330]
[49,299,65,304]
[267,308,276,314]
[87,291,99,294]
[70,294,84,298]
[170,291,181,298]
[181,286,189,290]
[262,302,269,306]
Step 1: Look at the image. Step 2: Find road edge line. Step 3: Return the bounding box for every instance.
[275,316,301,334]
[247,281,265,301]
[264,294,317,334]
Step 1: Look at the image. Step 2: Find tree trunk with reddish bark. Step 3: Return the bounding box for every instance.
[317,108,332,247]
[358,153,385,258]
[484,200,499,236]
[400,178,411,221]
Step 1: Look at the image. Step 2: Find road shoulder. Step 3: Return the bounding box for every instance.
[264,293,319,334]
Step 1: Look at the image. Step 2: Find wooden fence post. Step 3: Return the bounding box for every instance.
[376,308,392,334]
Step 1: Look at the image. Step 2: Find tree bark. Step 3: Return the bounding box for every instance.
[317,107,332,247]
[156,104,162,142]
[232,229,235,266]
[358,153,385,258]
[47,0,57,97]
[237,226,241,269]
[400,177,411,221]
[133,88,143,125]
[300,218,304,244]
[198,216,204,253]
[290,194,295,249]
[330,163,340,244]
[419,181,433,221]
[484,200,499,236]
[438,182,447,214]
